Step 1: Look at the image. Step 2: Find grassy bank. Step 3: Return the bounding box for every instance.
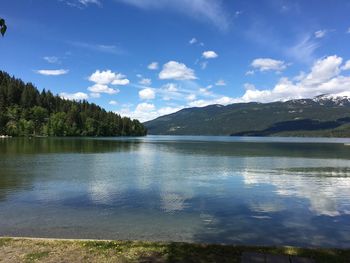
[0,237,349,262]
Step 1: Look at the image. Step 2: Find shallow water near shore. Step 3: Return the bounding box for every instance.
[0,136,350,248]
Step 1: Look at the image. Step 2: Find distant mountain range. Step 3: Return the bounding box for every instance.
[144,95,350,137]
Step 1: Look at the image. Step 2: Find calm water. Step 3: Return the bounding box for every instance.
[1,136,350,248]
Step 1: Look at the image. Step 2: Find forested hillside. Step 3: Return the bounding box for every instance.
[144,96,350,137]
[0,71,147,137]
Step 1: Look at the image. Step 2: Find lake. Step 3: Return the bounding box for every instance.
[1,136,350,248]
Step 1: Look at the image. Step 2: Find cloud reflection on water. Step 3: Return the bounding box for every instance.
[1,138,350,247]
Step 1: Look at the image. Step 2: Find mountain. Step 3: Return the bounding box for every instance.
[0,71,147,137]
[144,95,350,137]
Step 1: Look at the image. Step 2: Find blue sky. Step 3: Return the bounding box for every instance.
[1,0,350,121]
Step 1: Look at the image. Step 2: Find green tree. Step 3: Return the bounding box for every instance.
[84,117,97,136]
[48,112,67,136]
[66,105,81,135]
[0,18,6,37]
[6,105,21,122]
[0,112,7,134]
[31,106,48,135]
[6,120,18,136]
[0,70,147,137]
[18,119,34,136]
[21,84,39,108]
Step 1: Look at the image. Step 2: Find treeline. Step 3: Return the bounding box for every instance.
[0,71,147,137]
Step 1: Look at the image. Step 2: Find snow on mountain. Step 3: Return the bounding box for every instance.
[313,94,350,106]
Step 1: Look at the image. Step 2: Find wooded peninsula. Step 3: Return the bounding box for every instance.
[0,71,147,137]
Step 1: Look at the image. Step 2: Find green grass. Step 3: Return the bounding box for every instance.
[24,251,50,263]
[0,237,11,247]
[79,240,350,263]
[1,238,350,262]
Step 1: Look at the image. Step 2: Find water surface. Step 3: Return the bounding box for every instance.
[1,136,350,248]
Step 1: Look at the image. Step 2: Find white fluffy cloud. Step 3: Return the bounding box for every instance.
[89,70,129,85]
[202,50,218,59]
[251,58,288,72]
[89,70,115,84]
[88,84,120,94]
[188,96,236,107]
[135,102,155,112]
[139,88,156,100]
[118,103,183,122]
[342,60,350,71]
[60,92,89,101]
[159,61,197,80]
[139,78,152,86]
[148,62,159,70]
[302,55,342,85]
[87,70,128,96]
[112,78,129,85]
[239,55,350,103]
[172,55,350,108]
[36,69,69,76]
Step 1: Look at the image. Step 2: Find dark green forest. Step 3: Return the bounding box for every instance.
[0,71,147,137]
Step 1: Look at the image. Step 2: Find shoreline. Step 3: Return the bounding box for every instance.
[2,236,349,249]
[1,237,349,262]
